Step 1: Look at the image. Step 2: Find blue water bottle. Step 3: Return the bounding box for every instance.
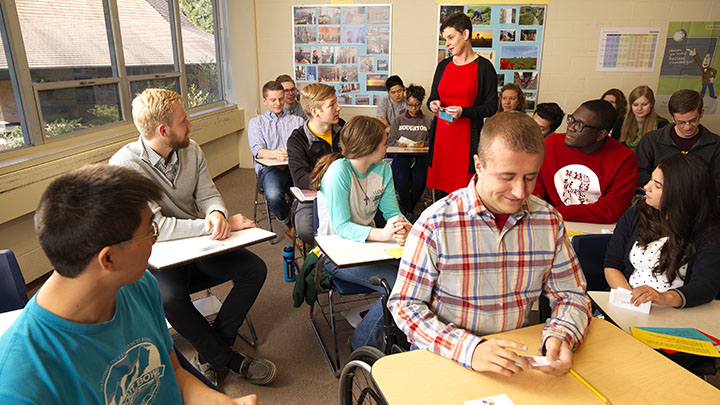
[283,245,296,282]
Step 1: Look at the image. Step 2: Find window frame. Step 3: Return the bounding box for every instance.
[0,0,228,156]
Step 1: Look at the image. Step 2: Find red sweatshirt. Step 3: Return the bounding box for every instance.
[533,133,638,224]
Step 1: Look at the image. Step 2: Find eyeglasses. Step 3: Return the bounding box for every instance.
[566,115,600,132]
[674,116,700,127]
[114,221,159,246]
[283,88,297,93]
[406,102,422,109]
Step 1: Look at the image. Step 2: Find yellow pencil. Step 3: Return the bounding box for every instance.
[569,368,612,405]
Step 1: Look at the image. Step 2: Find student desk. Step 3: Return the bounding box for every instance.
[371,319,720,404]
[386,146,428,155]
[255,158,288,167]
[565,221,615,236]
[148,227,276,270]
[588,291,720,337]
[314,235,400,268]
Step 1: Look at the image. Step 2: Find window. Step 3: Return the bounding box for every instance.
[0,0,225,153]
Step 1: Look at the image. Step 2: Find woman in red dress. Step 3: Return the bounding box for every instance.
[427,13,498,194]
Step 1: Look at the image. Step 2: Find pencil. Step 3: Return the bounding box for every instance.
[569,368,612,405]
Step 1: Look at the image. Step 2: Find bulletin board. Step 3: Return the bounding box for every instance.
[437,4,546,110]
[292,5,392,107]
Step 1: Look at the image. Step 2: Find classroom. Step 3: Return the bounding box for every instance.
[1,0,719,403]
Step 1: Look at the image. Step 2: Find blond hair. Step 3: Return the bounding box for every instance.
[620,85,661,145]
[300,83,336,116]
[478,111,544,165]
[132,89,184,139]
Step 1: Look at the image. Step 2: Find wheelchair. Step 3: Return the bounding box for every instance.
[337,275,409,405]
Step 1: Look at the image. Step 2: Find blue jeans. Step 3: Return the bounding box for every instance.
[391,155,428,213]
[701,83,715,98]
[259,166,293,224]
[323,259,399,350]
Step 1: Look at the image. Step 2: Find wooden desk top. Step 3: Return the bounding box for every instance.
[589,291,720,337]
[565,221,615,236]
[314,235,400,268]
[255,158,288,167]
[386,146,429,155]
[148,227,275,270]
[372,319,720,404]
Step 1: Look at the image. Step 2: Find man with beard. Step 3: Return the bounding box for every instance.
[110,89,276,387]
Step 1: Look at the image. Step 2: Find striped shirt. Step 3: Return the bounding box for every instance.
[247,110,304,173]
[388,176,591,369]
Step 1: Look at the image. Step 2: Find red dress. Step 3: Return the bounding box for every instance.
[427,61,479,193]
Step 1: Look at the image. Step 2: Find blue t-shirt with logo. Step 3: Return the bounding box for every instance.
[0,271,182,404]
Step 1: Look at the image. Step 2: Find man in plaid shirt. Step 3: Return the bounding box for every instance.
[388,111,591,377]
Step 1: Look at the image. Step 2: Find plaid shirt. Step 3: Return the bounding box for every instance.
[388,176,591,369]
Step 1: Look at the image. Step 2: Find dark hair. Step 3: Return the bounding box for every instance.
[601,88,628,118]
[262,80,284,98]
[668,89,703,116]
[405,84,426,102]
[275,74,294,84]
[440,12,472,38]
[620,85,662,145]
[34,164,161,278]
[579,99,617,132]
[385,75,404,91]
[310,116,386,190]
[478,111,544,164]
[534,102,565,133]
[638,154,720,283]
[498,83,526,113]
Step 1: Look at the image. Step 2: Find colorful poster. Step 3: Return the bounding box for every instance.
[657,21,720,114]
[437,4,546,110]
[292,4,392,107]
[596,28,660,72]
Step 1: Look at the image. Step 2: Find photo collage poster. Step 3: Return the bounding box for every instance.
[292,5,392,107]
[438,4,546,110]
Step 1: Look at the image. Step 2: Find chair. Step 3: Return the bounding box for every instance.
[0,250,28,312]
[538,234,612,323]
[308,199,379,377]
[253,170,274,233]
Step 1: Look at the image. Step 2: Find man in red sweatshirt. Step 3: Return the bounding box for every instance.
[533,99,638,224]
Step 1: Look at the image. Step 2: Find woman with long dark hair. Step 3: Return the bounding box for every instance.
[604,153,720,307]
[311,115,411,349]
[601,88,627,140]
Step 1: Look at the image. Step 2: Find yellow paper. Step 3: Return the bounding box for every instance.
[631,327,720,357]
[385,247,404,259]
[566,230,586,237]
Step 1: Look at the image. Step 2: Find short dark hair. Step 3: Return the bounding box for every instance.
[262,80,284,98]
[34,164,161,278]
[385,75,404,91]
[275,74,294,84]
[440,12,472,38]
[405,84,426,102]
[579,99,617,132]
[534,102,565,133]
[668,89,703,116]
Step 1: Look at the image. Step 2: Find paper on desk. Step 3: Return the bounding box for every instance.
[465,393,514,405]
[635,327,715,343]
[631,327,720,357]
[385,247,404,259]
[609,287,651,313]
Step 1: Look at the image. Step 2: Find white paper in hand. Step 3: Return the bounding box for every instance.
[609,287,651,314]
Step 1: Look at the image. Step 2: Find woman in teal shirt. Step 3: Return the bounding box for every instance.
[311,116,411,349]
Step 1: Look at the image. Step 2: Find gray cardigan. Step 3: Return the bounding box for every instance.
[109,136,228,241]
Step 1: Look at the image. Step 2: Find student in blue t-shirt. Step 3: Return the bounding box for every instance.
[311,116,411,350]
[0,164,257,405]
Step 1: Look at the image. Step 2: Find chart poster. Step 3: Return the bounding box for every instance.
[292,5,392,107]
[596,28,660,72]
[657,21,720,114]
[437,4,546,110]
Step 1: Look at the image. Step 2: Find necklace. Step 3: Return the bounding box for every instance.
[355,176,370,206]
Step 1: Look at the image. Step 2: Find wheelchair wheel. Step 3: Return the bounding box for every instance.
[338,346,387,405]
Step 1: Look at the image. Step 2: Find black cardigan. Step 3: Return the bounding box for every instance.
[287,121,343,189]
[426,56,498,173]
[603,205,720,308]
